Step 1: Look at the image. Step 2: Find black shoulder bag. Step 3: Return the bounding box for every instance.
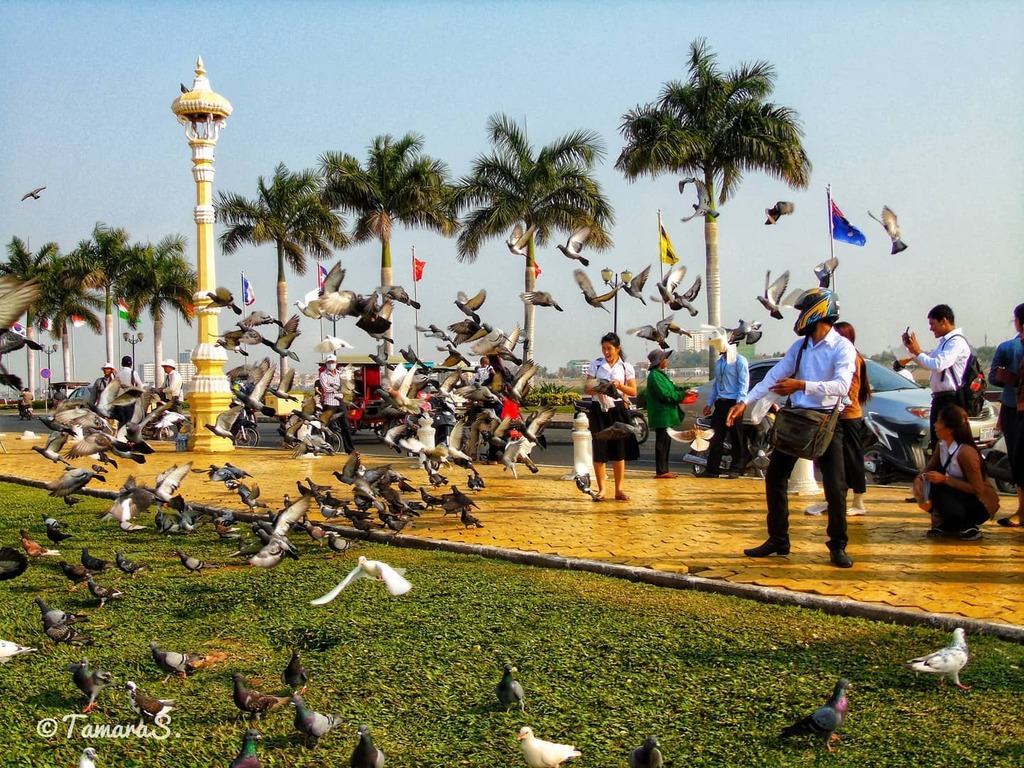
[770,337,842,460]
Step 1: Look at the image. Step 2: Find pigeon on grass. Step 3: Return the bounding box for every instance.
[780,677,850,752]
[291,694,342,748]
[232,673,290,720]
[311,556,412,603]
[78,748,98,768]
[906,628,969,690]
[351,724,386,768]
[0,639,37,663]
[230,729,263,768]
[629,735,664,768]
[496,663,525,710]
[518,726,581,767]
[282,649,309,693]
[66,658,116,713]
[125,680,175,720]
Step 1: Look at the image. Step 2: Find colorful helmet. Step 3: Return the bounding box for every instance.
[793,288,839,336]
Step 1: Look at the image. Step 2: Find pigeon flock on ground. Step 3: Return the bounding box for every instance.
[2,187,928,765]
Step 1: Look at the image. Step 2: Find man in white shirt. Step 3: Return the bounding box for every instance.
[160,359,183,404]
[727,288,856,568]
[902,303,971,446]
[318,354,353,453]
[113,355,142,427]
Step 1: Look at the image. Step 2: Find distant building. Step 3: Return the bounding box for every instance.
[679,330,712,352]
[142,360,197,387]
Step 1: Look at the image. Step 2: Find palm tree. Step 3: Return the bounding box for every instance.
[66,223,139,364]
[34,254,103,382]
[216,163,348,373]
[616,38,811,368]
[1,237,58,394]
[455,114,614,362]
[120,235,196,386]
[320,133,458,354]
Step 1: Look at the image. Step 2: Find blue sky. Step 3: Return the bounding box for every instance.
[2,0,1022,381]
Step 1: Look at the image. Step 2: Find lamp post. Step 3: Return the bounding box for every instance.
[122,331,143,371]
[171,57,234,452]
[42,343,57,411]
[600,267,633,336]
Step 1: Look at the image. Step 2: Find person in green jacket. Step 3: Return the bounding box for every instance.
[645,349,690,478]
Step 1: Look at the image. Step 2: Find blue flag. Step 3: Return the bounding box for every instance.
[830,201,866,246]
[242,276,256,306]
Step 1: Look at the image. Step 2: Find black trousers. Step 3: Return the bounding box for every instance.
[654,428,672,475]
[706,398,743,475]
[840,417,866,495]
[929,483,989,533]
[763,424,848,551]
[929,392,959,447]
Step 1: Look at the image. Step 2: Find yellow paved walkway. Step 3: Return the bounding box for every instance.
[2,434,1021,629]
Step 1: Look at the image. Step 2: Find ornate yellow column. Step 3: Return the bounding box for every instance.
[171,57,234,452]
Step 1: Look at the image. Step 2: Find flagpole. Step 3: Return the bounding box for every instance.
[240,271,247,355]
[412,246,420,359]
[826,184,837,294]
[657,209,665,322]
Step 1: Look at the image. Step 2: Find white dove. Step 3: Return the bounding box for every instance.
[518,726,581,767]
[313,335,354,354]
[78,748,98,768]
[0,639,38,663]
[311,556,412,603]
[906,627,970,690]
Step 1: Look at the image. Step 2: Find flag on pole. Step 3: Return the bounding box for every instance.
[533,263,541,278]
[659,224,679,265]
[11,321,26,335]
[413,257,426,282]
[183,303,195,321]
[317,263,328,292]
[830,201,867,246]
[41,317,52,331]
[242,276,256,306]
[117,299,131,321]
[71,315,86,328]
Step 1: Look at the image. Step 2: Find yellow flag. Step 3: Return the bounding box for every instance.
[659,224,678,265]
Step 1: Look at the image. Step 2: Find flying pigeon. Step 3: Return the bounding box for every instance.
[679,177,719,221]
[496,663,525,710]
[756,270,790,320]
[594,422,642,440]
[906,627,970,690]
[231,729,263,768]
[780,678,850,752]
[204,286,243,315]
[507,223,536,257]
[868,205,908,254]
[667,274,702,316]
[765,201,795,225]
[311,555,412,603]
[557,226,592,267]
[0,639,37,664]
[350,724,386,768]
[517,726,581,767]
[629,735,664,768]
[621,265,651,305]
[813,257,839,289]
[21,186,45,201]
[0,276,41,389]
[125,680,175,720]
[454,289,487,324]
[520,291,563,311]
[291,693,343,748]
[573,269,618,311]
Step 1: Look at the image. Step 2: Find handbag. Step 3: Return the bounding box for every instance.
[770,337,841,460]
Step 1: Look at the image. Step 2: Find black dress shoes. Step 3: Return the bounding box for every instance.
[743,539,790,557]
[830,549,853,568]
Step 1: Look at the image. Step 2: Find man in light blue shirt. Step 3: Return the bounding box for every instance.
[727,288,856,568]
[703,342,749,478]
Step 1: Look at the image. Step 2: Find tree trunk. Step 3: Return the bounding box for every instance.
[276,243,290,378]
[61,325,71,384]
[523,239,537,363]
[105,289,114,367]
[25,318,37,398]
[705,215,720,378]
[153,314,165,388]
[380,239,393,359]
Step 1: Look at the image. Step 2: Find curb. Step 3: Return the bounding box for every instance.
[5,473,1022,644]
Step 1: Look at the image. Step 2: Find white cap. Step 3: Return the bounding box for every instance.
[161,358,177,369]
[325,354,337,363]
[102,361,115,370]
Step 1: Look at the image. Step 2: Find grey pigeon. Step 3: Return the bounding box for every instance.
[756,269,790,320]
[149,640,206,680]
[282,649,309,692]
[66,658,115,712]
[906,627,969,690]
[21,186,46,201]
[231,729,263,768]
[291,693,342,748]
[573,269,618,311]
[115,549,148,577]
[594,422,642,440]
[36,597,88,631]
[520,291,563,311]
[621,265,651,305]
[175,550,216,575]
[574,472,599,500]
[205,286,243,315]
[506,223,536,257]
[351,723,386,767]
[86,576,124,609]
[496,663,525,710]
[868,205,908,254]
[46,623,91,645]
[764,201,795,225]
[780,678,850,752]
[679,177,719,221]
[813,257,839,289]
[557,226,592,267]
[629,736,664,768]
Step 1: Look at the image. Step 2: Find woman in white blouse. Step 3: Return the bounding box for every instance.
[584,332,639,501]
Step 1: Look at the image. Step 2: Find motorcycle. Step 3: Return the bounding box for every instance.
[862,410,929,484]
[17,400,34,421]
[683,413,775,478]
[141,406,192,442]
[573,398,650,445]
[981,433,1014,494]
[230,406,261,448]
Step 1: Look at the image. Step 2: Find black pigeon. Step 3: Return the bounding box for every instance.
[231,728,263,768]
[46,524,73,545]
[780,678,850,752]
[496,663,525,710]
[764,201,795,225]
[81,549,114,572]
[282,649,308,692]
[629,735,664,768]
[460,508,484,529]
[291,694,342,748]
[66,658,115,712]
[351,724,386,768]
[58,560,93,590]
[0,546,28,581]
[180,83,190,94]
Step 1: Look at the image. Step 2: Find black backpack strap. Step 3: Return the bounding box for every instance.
[784,336,811,407]
[939,333,969,386]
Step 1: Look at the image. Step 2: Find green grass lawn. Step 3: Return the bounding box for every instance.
[1,480,1022,767]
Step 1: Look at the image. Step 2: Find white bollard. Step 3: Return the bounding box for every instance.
[417,412,436,452]
[562,411,594,481]
[789,457,822,495]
